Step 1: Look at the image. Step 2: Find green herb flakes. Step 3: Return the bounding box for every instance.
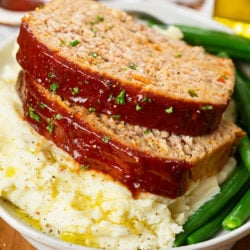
[54,114,63,120]
[70,40,80,47]
[108,94,113,101]
[175,52,182,58]
[89,51,98,58]
[102,135,110,143]
[141,97,152,103]
[96,15,104,22]
[165,107,173,114]
[60,40,67,47]
[89,21,96,26]
[88,107,96,112]
[115,90,126,105]
[40,103,47,109]
[28,107,40,122]
[81,164,90,170]
[144,129,152,135]
[136,104,143,111]
[71,87,79,95]
[129,63,137,70]
[48,72,55,78]
[201,105,213,110]
[120,66,128,71]
[46,119,54,134]
[50,82,59,94]
[188,89,198,97]
[111,114,121,120]
[90,27,97,34]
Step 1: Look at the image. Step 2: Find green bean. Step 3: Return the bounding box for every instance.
[173,163,250,247]
[142,17,250,61]
[173,24,250,61]
[222,189,250,230]
[145,22,250,61]
[187,183,249,244]
[186,205,231,245]
[138,18,250,245]
[233,67,250,134]
[238,136,250,172]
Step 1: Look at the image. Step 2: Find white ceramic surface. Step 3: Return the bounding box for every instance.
[0,1,249,250]
[0,196,249,250]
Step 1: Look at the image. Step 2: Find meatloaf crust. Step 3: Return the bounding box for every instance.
[16,0,235,136]
[16,71,244,198]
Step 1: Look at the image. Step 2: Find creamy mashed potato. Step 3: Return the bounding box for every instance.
[0,41,236,250]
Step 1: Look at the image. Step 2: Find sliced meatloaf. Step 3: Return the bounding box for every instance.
[16,0,235,136]
[16,71,244,199]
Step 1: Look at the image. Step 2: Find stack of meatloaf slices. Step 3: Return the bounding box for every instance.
[16,0,244,199]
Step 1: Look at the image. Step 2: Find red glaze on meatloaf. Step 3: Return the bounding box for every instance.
[16,0,235,136]
[16,71,244,198]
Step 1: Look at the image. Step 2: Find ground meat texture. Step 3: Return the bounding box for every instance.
[16,71,244,199]
[16,0,235,136]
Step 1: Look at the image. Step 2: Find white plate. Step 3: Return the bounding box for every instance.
[0,1,249,250]
[0,7,26,25]
[105,0,232,31]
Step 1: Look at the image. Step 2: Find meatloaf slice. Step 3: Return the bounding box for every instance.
[16,70,244,199]
[16,0,235,136]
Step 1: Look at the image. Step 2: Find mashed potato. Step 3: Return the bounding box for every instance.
[0,41,236,250]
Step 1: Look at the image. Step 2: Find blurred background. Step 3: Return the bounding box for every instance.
[0,0,249,37]
[0,0,249,249]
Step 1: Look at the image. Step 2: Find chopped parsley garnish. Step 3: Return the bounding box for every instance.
[46,119,54,134]
[88,107,96,112]
[129,63,137,70]
[96,15,104,22]
[165,107,174,114]
[175,52,182,58]
[54,114,63,120]
[120,66,128,71]
[90,26,97,34]
[48,72,55,78]
[141,97,152,103]
[70,40,80,47]
[81,164,90,170]
[201,105,213,110]
[136,104,143,111]
[188,89,198,97]
[89,21,96,26]
[108,94,113,101]
[89,51,98,58]
[102,135,110,143]
[144,129,152,135]
[28,107,40,122]
[40,103,47,109]
[60,40,67,47]
[50,82,59,94]
[71,87,79,95]
[115,90,126,105]
[111,114,121,120]
[89,15,104,27]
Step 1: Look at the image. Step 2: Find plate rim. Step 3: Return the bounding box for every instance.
[0,2,249,250]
